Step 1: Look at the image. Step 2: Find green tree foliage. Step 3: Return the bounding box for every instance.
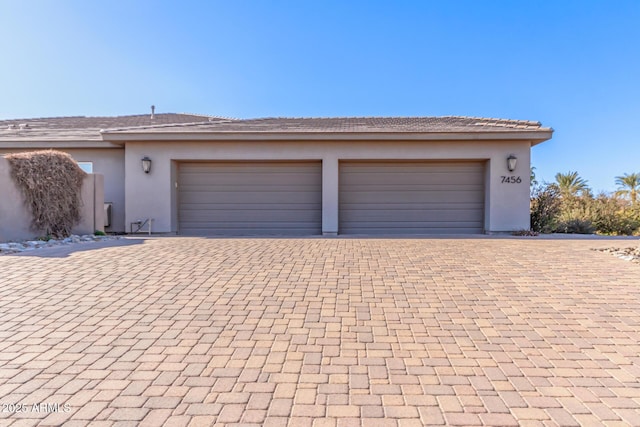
[614,172,640,204]
[553,193,596,234]
[589,192,640,235]
[530,180,640,236]
[555,171,590,198]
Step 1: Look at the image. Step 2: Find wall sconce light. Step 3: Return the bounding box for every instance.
[141,156,152,174]
[507,155,517,172]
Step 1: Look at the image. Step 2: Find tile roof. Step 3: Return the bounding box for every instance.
[0,113,225,141]
[0,114,552,144]
[104,116,550,134]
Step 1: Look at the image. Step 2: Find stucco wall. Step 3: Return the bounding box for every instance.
[0,148,125,232]
[124,139,532,234]
[0,157,104,242]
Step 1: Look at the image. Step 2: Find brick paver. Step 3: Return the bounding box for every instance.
[1,237,640,425]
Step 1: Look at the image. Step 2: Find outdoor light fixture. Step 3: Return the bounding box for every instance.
[141,156,152,174]
[507,155,517,172]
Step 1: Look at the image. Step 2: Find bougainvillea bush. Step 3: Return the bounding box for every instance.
[5,150,86,238]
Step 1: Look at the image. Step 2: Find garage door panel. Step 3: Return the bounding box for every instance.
[340,208,484,222]
[347,220,483,228]
[180,209,321,222]
[182,164,318,174]
[180,202,321,211]
[340,202,483,210]
[182,226,315,235]
[342,172,484,186]
[181,191,320,204]
[345,225,482,234]
[339,161,484,234]
[179,161,321,235]
[181,183,319,191]
[341,190,484,204]
[343,162,481,171]
[343,183,484,192]
[180,173,320,186]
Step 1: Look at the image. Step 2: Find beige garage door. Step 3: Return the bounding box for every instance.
[339,161,485,234]
[179,161,322,235]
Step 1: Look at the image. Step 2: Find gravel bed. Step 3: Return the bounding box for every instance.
[594,247,640,263]
[0,234,123,254]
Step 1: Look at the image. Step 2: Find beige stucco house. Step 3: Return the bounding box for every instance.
[1,114,552,236]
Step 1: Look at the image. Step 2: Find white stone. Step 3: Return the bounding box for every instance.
[0,234,122,255]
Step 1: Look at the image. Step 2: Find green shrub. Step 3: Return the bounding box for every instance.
[530,184,561,233]
[553,218,596,234]
[94,230,106,236]
[530,171,640,236]
[589,194,640,235]
[553,194,592,232]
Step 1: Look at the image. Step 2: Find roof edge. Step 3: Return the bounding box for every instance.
[101,129,553,143]
[0,140,121,149]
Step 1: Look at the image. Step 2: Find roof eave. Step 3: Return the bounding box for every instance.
[0,140,121,149]
[101,130,553,143]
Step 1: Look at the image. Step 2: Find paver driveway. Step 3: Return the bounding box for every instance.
[1,237,640,426]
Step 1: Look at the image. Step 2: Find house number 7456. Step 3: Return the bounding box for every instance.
[501,176,522,184]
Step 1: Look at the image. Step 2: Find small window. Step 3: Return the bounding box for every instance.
[77,162,93,173]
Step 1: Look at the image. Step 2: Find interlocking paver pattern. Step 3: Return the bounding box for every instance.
[0,237,639,426]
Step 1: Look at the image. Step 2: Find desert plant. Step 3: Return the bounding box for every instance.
[586,193,640,235]
[512,229,539,236]
[614,172,640,204]
[553,189,597,234]
[5,150,86,238]
[554,218,596,234]
[94,230,106,236]
[530,183,562,232]
[531,173,640,235]
[555,171,590,198]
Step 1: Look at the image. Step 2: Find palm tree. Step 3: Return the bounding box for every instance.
[555,171,589,197]
[615,172,640,204]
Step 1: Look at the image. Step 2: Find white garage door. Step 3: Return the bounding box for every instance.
[179,161,322,235]
[339,161,485,234]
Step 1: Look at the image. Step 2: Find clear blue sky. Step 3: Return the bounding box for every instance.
[1,1,638,192]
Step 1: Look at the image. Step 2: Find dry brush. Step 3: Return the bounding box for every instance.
[5,150,86,238]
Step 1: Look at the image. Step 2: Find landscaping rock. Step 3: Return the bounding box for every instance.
[0,235,122,255]
[595,247,640,263]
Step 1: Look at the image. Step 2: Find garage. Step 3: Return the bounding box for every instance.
[100,116,551,234]
[178,161,322,235]
[339,161,485,234]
